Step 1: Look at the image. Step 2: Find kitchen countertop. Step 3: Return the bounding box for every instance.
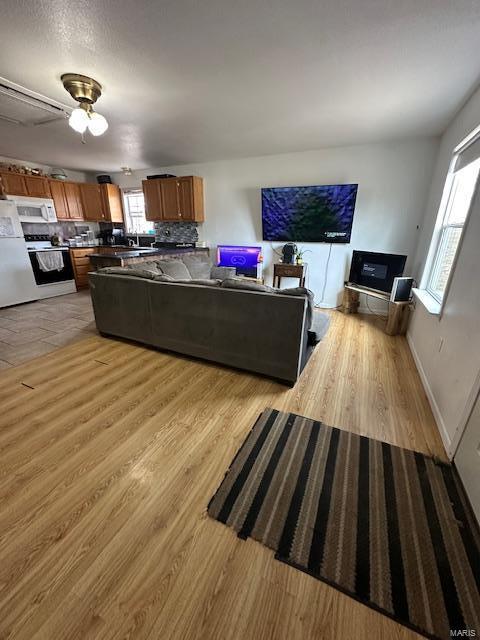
[68,244,136,250]
[89,247,208,259]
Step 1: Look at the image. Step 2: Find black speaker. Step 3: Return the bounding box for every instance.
[282,242,297,264]
[96,174,112,184]
[390,277,414,302]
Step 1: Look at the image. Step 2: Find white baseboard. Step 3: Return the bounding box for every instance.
[406,332,453,458]
[314,303,338,309]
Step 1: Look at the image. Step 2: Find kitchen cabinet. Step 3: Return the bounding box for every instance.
[0,172,52,198]
[24,175,51,198]
[48,179,70,219]
[142,176,204,222]
[80,183,107,221]
[160,179,180,221]
[0,171,28,196]
[1,170,123,223]
[142,179,162,221]
[49,180,84,220]
[70,247,96,289]
[101,184,124,223]
[79,183,124,222]
[177,177,198,221]
[64,182,84,220]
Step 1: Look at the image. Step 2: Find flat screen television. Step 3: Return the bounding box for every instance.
[217,245,262,278]
[348,250,407,294]
[261,183,358,243]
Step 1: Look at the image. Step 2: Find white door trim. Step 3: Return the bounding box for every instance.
[452,368,480,458]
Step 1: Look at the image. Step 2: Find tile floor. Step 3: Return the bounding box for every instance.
[0,290,97,368]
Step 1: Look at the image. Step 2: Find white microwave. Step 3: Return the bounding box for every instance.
[7,195,57,224]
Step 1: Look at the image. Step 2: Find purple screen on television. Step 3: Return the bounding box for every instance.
[217,245,261,268]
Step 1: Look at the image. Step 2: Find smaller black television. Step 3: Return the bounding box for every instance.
[348,250,407,294]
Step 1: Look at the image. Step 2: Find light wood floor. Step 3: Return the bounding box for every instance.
[0,311,445,640]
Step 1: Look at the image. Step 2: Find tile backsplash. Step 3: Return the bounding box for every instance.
[154,221,199,243]
[21,221,99,241]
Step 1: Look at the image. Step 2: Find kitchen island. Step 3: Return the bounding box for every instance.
[88,246,209,270]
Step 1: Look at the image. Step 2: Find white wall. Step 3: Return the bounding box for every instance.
[0,155,90,183]
[408,85,480,456]
[112,138,438,309]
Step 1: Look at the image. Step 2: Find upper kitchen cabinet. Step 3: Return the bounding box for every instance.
[142,176,204,222]
[49,179,69,219]
[0,171,28,196]
[0,171,51,198]
[64,182,84,220]
[79,182,124,222]
[160,179,180,221]
[143,179,162,221]
[177,177,203,221]
[49,179,84,220]
[101,184,124,223]
[1,171,123,223]
[24,175,51,198]
[79,183,106,221]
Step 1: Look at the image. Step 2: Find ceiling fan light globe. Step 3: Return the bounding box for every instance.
[87,112,108,136]
[68,107,88,133]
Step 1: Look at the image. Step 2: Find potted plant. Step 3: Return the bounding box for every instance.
[295,248,310,265]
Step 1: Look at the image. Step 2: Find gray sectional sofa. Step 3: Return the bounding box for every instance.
[88,255,329,385]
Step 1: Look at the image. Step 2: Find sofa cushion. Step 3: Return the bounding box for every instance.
[181,255,212,279]
[128,261,162,275]
[98,266,156,279]
[172,278,222,287]
[155,259,191,280]
[221,278,274,293]
[210,266,237,281]
[153,273,175,282]
[277,287,314,329]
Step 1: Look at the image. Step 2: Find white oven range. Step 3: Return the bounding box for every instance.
[25,234,76,299]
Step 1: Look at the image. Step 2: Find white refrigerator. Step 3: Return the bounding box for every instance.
[0,200,37,308]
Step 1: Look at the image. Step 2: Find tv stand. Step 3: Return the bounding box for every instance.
[341,283,410,335]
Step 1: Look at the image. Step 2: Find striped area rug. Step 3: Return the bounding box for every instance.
[207,408,480,640]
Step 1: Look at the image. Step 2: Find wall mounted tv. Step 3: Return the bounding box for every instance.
[348,250,407,294]
[261,183,358,243]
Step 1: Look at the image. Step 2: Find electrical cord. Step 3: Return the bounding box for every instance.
[315,302,343,310]
[270,242,284,258]
[365,295,388,319]
[319,243,333,304]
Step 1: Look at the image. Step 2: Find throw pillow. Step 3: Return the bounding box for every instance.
[155,259,192,280]
[221,278,274,293]
[181,255,212,279]
[210,266,237,281]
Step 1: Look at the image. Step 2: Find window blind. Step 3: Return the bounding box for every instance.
[454,131,480,173]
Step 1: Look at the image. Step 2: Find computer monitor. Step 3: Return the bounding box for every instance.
[217,245,262,278]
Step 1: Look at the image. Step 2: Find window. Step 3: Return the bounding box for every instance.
[423,139,480,309]
[122,190,155,235]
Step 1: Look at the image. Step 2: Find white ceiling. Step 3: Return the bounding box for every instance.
[0,0,479,173]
